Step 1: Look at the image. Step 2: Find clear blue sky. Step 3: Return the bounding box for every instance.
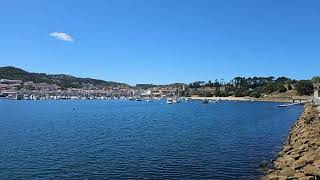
[0,0,319,85]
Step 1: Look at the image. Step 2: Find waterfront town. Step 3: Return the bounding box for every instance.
[0,78,182,100]
[0,77,319,103]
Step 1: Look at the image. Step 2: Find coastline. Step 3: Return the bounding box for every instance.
[262,104,320,179]
[190,96,308,103]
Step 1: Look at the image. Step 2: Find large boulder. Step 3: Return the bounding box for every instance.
[279,167,295,176]
[275,160,287,170]
[286,157,295,167]
[303,164,318,176]
[294,159,308,170]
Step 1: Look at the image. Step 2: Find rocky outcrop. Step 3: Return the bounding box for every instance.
[263,104,320,180]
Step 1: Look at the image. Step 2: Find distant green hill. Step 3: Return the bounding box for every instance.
[0,66,129,88]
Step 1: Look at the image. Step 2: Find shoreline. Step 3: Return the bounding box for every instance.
[0,96,308,104]
[190,96,308,103]
[262,104,320,179]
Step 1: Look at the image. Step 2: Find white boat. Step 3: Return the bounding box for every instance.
[173,99,179,103]
[166,99,174,104]
[209,99,219,103]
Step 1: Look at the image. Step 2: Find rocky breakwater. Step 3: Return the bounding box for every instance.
[263,104,320,180]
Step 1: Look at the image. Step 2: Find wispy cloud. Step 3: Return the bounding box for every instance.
[49,32,74,42]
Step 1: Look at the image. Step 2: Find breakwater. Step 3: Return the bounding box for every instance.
[263,105,320,179]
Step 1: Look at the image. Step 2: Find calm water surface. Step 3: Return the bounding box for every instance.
[0,100,303,179]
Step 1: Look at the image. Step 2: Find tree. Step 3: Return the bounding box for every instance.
[263,83,278,94]
[213,79,221,87]
[234,88,246,97]
[205,80,214,87]
[295,81,314,96]
[215,89,221,97]
[275,77,290,84]
[278,85,287,93]
[312,76,320,83]
[189,81,204,88]
[250,91,261,98]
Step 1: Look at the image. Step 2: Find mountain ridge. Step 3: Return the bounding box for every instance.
[0,66,129,88]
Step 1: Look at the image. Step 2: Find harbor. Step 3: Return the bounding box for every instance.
[1,0,320,178]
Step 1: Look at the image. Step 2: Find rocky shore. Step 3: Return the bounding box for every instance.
[263,104,320,180]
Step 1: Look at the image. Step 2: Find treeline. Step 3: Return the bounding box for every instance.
[187,76,319,98]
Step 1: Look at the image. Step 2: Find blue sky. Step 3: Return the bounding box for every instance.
[0,0,319,85]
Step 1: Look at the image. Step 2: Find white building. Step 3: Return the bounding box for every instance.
[0,79,23,84]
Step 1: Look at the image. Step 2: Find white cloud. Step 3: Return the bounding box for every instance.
[49,32,74,42]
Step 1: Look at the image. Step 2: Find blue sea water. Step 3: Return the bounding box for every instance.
[0,100,303,179]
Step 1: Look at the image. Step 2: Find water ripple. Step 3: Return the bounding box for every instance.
[0,100,303,179]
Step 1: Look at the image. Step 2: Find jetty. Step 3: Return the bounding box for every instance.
[263,104,320,179]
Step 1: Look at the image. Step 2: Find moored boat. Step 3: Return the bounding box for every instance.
[166,99,174,104]
[277,104,288,107]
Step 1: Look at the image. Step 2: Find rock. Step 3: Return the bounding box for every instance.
[298,144,307,151]
[303,164,318,176]
[299,176,315,180]
[302,139,309,144]
[259,160,272,173]
[313,160,320,169]
[267,175,281,180]
[286,157,295,167]
[279,167,295,176]
[268,176,288,180]
[303,151,316,163]
[278,176,288,180]
[265,105,320,179]
[283,145,293,152]
[314,153,320,161]
[275,160,287,170]
[293,172,305,178]
[294,159,308,169]
[292,153,302,160]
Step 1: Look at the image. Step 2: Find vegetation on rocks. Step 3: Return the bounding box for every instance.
[295,81,314,96]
